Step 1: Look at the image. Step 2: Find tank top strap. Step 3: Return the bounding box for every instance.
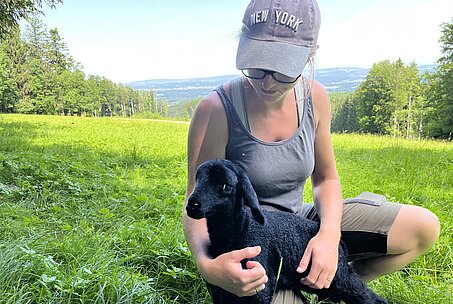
[294,79,305,125]
[230,77,251,132]
[213,83,241,136]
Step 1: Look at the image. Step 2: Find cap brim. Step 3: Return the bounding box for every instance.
[236,35,311,78]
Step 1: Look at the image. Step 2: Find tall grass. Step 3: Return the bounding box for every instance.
[0,114,451,303]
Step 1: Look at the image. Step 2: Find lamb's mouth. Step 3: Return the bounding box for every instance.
[186,208,204,220]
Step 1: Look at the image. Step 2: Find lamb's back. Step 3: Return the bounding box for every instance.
[236,210,317,266]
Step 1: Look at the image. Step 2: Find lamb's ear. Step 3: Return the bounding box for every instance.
[238,168,266,225]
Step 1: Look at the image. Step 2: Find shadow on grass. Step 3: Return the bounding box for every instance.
[0,120,40,152]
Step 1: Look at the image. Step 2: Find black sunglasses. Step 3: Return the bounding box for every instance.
[241,69,300,84]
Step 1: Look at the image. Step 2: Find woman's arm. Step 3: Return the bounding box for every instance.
[183,92,228,268]
[298,81,343,289]
[183,91,268,296]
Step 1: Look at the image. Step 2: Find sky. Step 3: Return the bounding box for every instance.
[39,0,453,84]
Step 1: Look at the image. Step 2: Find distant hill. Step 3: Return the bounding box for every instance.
[127,65,435,104]
[128,75,239,104]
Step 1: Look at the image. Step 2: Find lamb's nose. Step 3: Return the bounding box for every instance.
[187,196,201,211]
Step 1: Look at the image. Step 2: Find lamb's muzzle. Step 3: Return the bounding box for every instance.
[186,196,203,219]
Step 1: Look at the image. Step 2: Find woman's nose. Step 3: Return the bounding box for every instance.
[261,74,276,90]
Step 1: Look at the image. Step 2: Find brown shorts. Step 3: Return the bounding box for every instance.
[271,192,402,304]
[271,290,305,304]
[301,191,402,261]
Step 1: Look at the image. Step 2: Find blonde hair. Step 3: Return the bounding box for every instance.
[300,45,318,101]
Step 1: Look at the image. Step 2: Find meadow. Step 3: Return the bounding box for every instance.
[0,114,451,303]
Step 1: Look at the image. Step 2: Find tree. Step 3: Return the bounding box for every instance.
[330,92,359,133]
[0,46,19,112]
[355,60,395,134]
[389,61,423,138]
[0,0,63,40]
[354,59,424,138]
[2,28,27,112]
[44,28,73,113]
[425,19,453,139]
[60,69,87,115]
[17,14,49,113]
[45,28,71,72]
[85,75,104,116]
[23,13,48,60]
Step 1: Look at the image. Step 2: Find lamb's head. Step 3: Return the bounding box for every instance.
[186,159,265,224]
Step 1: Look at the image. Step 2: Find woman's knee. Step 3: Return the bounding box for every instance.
[389,205,440,254]
[415,206,440,249]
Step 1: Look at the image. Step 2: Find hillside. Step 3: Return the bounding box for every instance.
[127,65,435,104]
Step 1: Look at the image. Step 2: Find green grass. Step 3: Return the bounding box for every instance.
[0,114,452,303]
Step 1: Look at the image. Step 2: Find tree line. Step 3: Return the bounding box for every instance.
[0,14,167,117]
[331,19,453,140]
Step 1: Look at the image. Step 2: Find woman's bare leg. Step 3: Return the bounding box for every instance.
[351,205,440,282]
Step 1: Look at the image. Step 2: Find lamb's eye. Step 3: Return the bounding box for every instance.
[222,184,233,194]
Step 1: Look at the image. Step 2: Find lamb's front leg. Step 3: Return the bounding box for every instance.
[243,250,280,304]
[327,268,388,304]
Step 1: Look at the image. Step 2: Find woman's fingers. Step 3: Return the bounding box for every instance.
[208,247,268,297]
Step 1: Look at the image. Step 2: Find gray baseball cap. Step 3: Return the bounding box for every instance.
[236,0,321,78]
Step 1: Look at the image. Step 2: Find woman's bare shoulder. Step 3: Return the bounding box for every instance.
[193,89,226,120]
[189,88,228,156]
[311,80,329,104]
[310,80,330,128]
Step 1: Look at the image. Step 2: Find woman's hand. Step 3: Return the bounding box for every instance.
[198,246,268,297]
[296,232,339,289]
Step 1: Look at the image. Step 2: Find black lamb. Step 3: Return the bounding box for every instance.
[186,159,388,304]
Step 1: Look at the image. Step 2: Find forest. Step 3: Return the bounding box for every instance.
[0,12,168,118]
[330,54,453,139]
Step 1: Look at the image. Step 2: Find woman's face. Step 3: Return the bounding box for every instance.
[245,72,299,104]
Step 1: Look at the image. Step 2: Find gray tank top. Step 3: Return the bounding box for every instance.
[214,77,316,216]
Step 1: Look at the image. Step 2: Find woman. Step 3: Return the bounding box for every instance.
[183,0,440,303]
